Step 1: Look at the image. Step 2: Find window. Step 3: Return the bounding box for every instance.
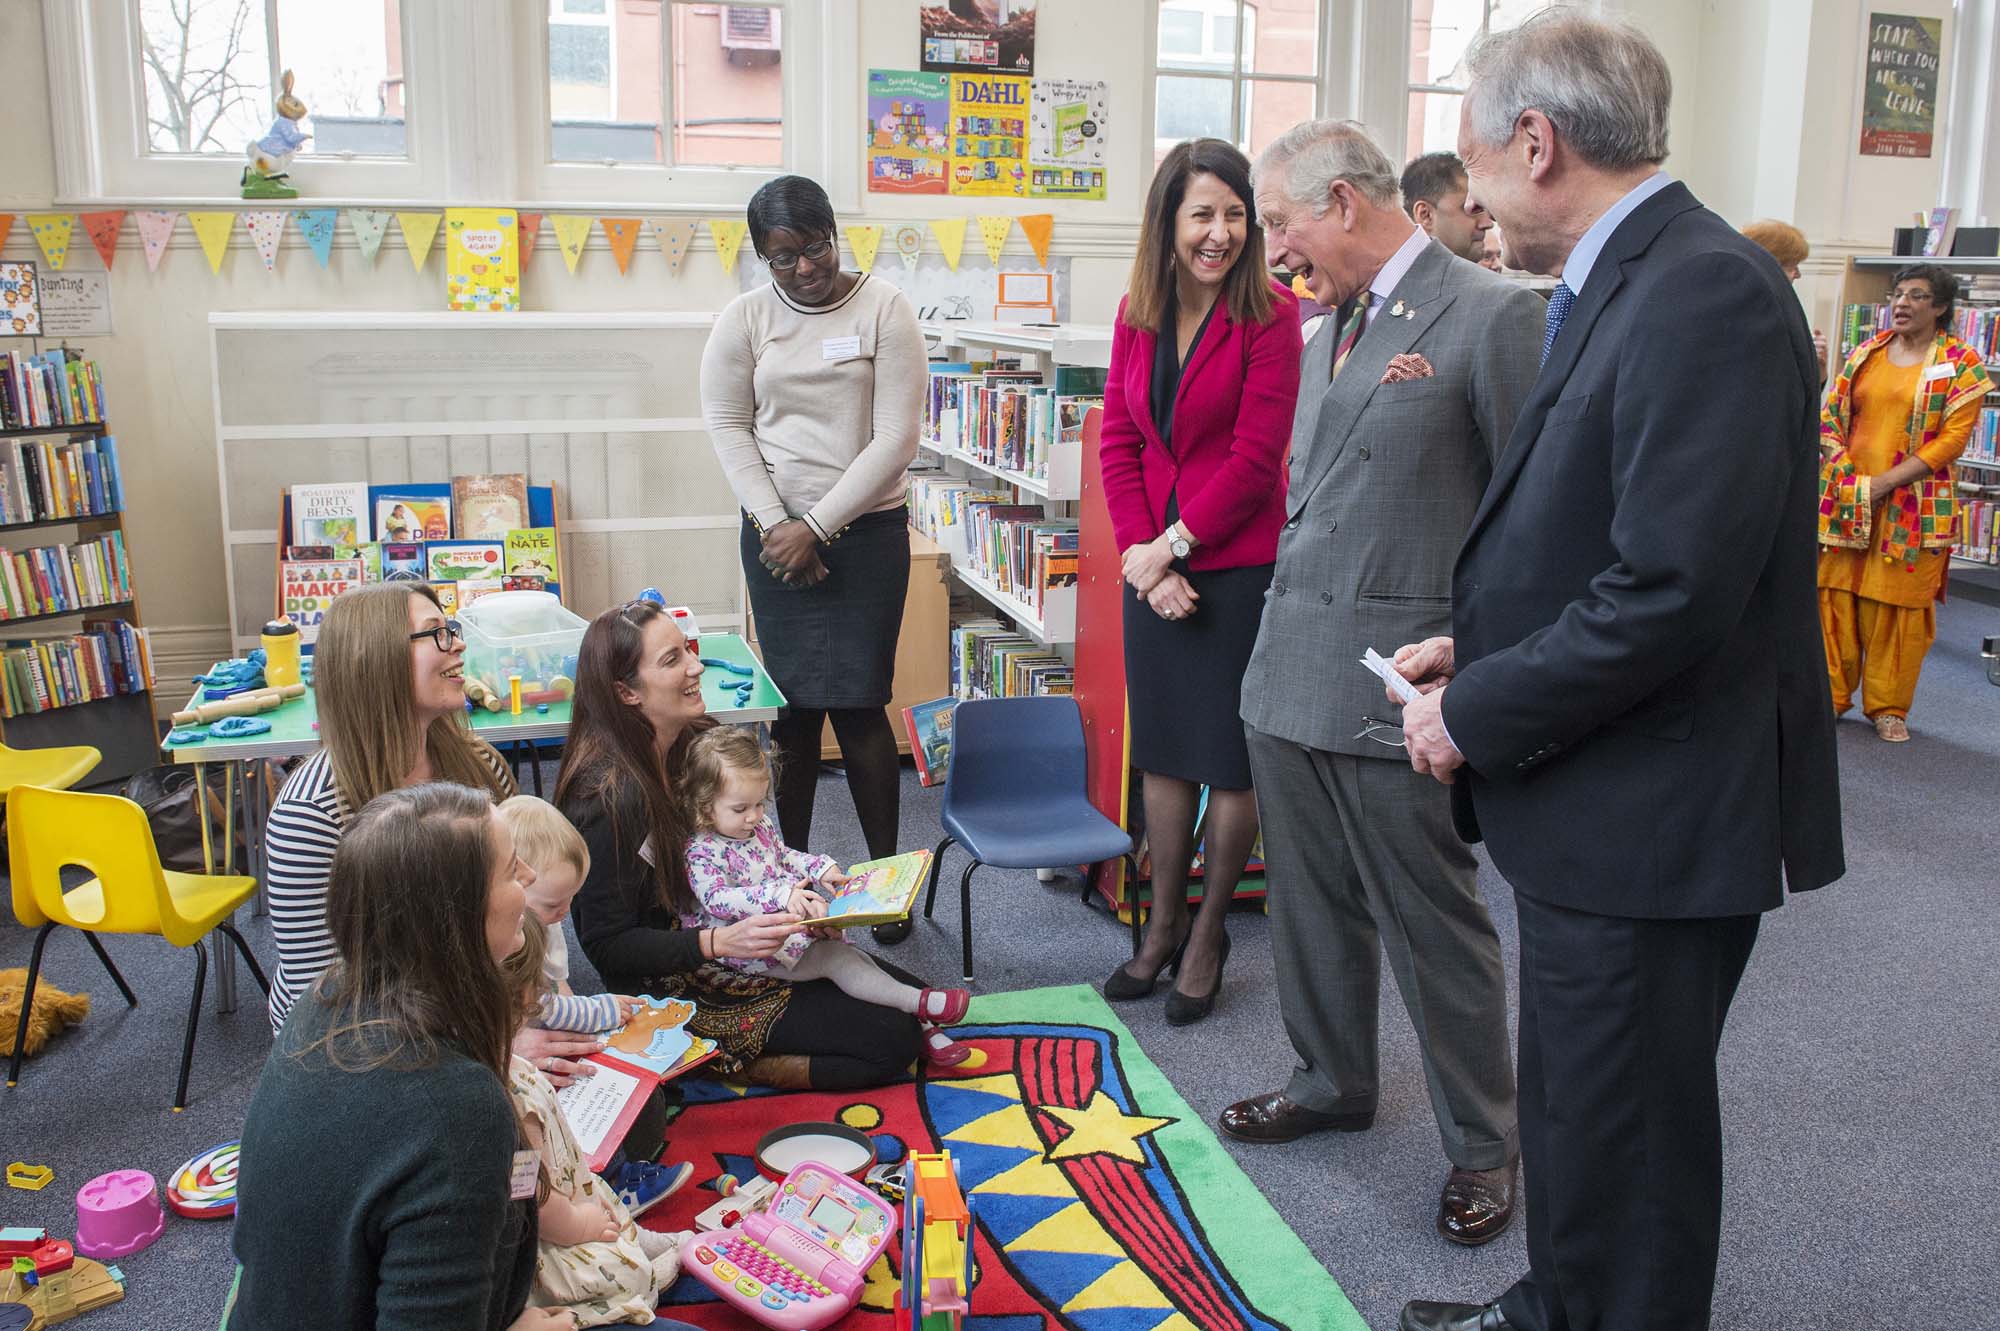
[544,0,786,171]
[1406,0,1545,158]
[1153,0,1320,167]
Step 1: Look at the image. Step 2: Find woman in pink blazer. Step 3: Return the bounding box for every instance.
[1097,138,1301,1025]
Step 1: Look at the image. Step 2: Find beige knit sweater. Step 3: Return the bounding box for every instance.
[700,274,926,540]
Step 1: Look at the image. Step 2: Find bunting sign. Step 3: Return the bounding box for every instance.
[551,215,593,273]
[295,208,339,268]
[188,211,235,273]
[349,209,391,264]
[135,211,177,271]
[655,218,697,274]
[243,209,286,271]
[708,219,748,274]
[27,214,74,271]
[397,212,442,271]
[81,211,125,269]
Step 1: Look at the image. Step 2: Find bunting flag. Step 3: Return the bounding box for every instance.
[708,218,748,274]
[0,215,13,255]
[844,224,883,274]
[551,215,593,274]
[349,209,392,264]
[135,211,177,271]
[600,217,642,274]
[655,218,697,275]
[27,214,75,271]
[518,212,544,266]
[930,217,967,272]
[397,211,442,271]
[977,214,1012,264]
[243,210,286,271]
[295,208,338,267]
[80,211,125,269]
[188,211,236,273]
[893,223,925,272]
[1019,213,1055,268]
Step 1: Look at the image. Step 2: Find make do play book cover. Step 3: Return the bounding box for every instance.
[821,849,934,929]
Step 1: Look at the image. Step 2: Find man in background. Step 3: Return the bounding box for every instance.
[1401,151,1492,262]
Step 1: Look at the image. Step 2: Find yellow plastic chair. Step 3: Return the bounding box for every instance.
[6,784,267,1111]
[0,741,101,797]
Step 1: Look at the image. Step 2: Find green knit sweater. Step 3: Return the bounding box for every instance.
[229,993,537,1330]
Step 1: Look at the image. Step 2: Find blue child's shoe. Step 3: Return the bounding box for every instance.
[611,1159,693,1219]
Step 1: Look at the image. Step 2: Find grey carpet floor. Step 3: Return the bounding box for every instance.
[4,595,1996,1330]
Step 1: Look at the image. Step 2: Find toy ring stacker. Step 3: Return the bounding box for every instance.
[166,1142,241,1220]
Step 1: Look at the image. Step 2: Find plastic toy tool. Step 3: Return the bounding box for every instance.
[681,1161,898,1331]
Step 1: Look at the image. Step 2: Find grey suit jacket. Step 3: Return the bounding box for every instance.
[1240,239,1545,757]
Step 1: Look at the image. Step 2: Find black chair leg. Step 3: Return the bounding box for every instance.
[7,923,56,1089]
[958,860,979,985]
[82,932,139,1007]
[219,924,271,995]
[921,835,955,920]
[175,939,209,1112]
[1120,854,1144,957]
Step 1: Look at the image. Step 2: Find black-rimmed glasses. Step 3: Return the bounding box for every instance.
[765,238,835,271]
[409,618,463,651]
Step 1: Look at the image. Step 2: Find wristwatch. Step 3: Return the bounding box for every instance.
[1167,523,1193,560]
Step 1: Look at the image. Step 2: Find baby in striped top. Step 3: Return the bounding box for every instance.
[498,795,638,1035]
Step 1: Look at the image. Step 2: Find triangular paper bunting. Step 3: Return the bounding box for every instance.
[243,210,286,271]
[0,215,13,255]
[655,218,697,275]
[397,212,441,271]
[977,215,1012,264]
[551,215,593,273]
[930,217,967,272]
[350,209,392,264]
[1019,213,1054,268]
[135,211,176,271]
[27,214,75,271]
[518,212,543,266]
[601,218,642,274]
[187,211,235,273]
[893,223,925,272]
[708,219,748,274]
[295,208,338,267]
[80,211,125,269]
[844,224,883,274]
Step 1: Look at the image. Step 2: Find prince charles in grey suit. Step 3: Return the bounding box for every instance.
[1221,120,1546,1245]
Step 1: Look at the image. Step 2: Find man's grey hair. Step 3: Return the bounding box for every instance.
[1463,10,1671,170]
[1255,120,1400,216]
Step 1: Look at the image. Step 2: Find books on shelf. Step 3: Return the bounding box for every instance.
[1958,497,1998,566]
[0,619,154,719]
[0,349,106,431]
[0,434,124,525]
[289,483,370,549]
[0,531,132,621]
[279,556,366,645]
[452,473,530,539]
[1965,407,2000,467]
[950,618,1073,700]
[374,491,452,543]
[1840,285,2000,363]
[924,362,1105,483]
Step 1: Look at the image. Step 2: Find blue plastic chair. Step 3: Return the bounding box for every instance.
[920,697,1134,983]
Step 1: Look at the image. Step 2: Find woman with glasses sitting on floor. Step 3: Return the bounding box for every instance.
[699,174,927,947]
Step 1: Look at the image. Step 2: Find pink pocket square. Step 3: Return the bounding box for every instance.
[1380,353,1436,383]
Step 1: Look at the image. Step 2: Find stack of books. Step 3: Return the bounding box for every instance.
[950,618,1073,699]
[958,506,1078,617]
[0,619,154,719]
[925,363,1105,483]
[0,349,107,430]
[0,434,124,525]
[0,530,131,620]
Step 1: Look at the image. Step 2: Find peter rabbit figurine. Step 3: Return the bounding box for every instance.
[242,70,310,199]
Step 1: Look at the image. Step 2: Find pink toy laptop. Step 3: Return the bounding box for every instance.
[681,1161,899,1331]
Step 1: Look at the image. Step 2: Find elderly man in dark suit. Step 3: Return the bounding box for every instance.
[1392,13,1845,1331]
[1222,119,1546,1247]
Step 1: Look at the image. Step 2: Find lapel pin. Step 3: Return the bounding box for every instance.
[1390,299,1407,318]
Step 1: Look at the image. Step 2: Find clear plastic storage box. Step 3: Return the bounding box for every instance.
[458,591,587,704]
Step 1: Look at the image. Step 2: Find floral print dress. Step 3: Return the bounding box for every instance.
[683,821,839,976]
[507,1055,663,1326]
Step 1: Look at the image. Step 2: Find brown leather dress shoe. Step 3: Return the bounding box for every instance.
[1398,1300,1511,1331]
[1218,1090,1374,1143]
[1436,1161,1517,1246]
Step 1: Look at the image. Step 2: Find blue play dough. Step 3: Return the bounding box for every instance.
[208,716,273,737]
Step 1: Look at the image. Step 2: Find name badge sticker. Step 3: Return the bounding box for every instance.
[822,335,862,362]
[1921,363,1954,382]
[510,1150,540,1200]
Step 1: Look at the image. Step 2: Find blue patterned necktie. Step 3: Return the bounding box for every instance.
[1540,281,1576,366]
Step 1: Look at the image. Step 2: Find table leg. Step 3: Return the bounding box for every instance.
[197,763,240,1015]
[240,761,268,919]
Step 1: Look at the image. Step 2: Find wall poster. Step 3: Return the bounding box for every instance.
[867,69,952,195]
[920,0,1036,76]
[949,72,1030,198]
[1859,13,1942,158]
[1030,79,1109,200]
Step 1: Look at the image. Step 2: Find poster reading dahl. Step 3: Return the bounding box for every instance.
[1860,13,1942,157]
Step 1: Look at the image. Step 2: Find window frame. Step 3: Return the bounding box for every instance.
[1149,0,1322,161]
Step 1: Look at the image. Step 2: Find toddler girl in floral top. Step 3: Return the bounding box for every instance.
[682,727,972,1068]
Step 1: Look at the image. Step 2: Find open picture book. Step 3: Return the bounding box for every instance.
[553,995,718,1171]
[820,848,935,929]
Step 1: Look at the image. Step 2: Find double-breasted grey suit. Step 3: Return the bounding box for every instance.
[1238,237,1545,1168]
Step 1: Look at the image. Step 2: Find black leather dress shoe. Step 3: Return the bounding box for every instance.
[872,918,913,945]
[1217,1090,1374,1144]
[1437,1161,1517,1246]
[1398,1299,1511,1331]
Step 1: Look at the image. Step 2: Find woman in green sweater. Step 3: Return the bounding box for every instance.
[230,783,571,1331]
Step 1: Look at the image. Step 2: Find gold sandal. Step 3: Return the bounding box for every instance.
[1872,715,1910,742]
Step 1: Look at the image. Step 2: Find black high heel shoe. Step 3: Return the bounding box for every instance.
[1164,931,1231,1026]
[1103,927,1191,1002]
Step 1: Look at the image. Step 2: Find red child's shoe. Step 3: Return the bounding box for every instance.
[917,987,971,1025]
[922,1027,974,1069]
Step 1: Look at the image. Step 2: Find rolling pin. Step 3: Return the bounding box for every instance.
[171,682,306,727]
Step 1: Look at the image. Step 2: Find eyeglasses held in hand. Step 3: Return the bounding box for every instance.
[409,619,463,652]
[765,238,835,271]
[1355,716,1407,748]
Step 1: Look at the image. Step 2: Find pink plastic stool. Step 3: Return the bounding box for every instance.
[75,1169,165,1260]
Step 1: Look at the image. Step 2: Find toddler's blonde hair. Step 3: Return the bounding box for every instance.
[498,795,590,878]
[682,727,776,832]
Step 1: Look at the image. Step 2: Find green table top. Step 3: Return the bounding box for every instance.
[163,631,785,764]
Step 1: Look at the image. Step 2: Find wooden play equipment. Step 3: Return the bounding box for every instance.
[168,683,305,728]
[896,1151,974,1331]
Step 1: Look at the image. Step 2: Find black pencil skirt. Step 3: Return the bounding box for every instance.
[1122,561,1272,791]
[741,507,909,709]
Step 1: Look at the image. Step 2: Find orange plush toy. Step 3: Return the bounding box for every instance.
[0,967,90,1057]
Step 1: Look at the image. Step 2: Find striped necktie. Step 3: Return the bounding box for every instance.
[1540,281,1575,366]
[1331,291,1372,380]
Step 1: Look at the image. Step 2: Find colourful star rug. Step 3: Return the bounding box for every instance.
[647,984,1365,1331]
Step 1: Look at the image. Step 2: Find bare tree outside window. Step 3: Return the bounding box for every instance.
[139,0,273,155]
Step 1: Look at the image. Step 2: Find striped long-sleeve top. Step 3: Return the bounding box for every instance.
[262,743,516,1033]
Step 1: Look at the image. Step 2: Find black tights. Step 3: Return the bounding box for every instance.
[1128,775,1260,990]
[770,706,901,861]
